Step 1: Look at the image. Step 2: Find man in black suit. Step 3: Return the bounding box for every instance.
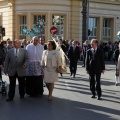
[82,40,91,67]
[68,40,80,78]
[40,38,47,50]
[21,39,27,49]
[58,39,67,77]
[114,42,120,86]
[86,39,105,100]
[0,41,6,80]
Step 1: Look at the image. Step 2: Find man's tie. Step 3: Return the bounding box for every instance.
[93,49,96,57]
[73,46,75,52]
[94,49,96,54]
[16,49,18,58]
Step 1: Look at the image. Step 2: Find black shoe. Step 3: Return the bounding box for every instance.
[98,97,101,100]
[82,65,85,67]
[70,73,72,76]
[115,83,118,86]
[91,95,96,98]
[73,75,75,78]
[6,98,13,102]
[60,73,62,77]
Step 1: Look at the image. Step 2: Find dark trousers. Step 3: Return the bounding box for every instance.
[89,73,102,97]
[69,59,77,75]
[8,72,25,99]
[0,67,2,79]
[26,75,43,96]
[83,55,86,66]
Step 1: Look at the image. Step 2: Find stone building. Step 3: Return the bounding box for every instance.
[0,0,120,43]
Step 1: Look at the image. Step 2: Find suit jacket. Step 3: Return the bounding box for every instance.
[68,46,80,61]
[4,48,29,76]
[0,45,6,65]
[114,49,119,62]
[61,44,66,53]
[82,44,91,57]
[86,48,105,73]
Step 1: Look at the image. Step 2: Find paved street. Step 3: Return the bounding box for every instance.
[0,61,120,120]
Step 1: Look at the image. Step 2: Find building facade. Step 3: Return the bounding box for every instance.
[0,0,120,43]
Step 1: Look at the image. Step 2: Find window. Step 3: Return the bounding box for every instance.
[103,18,111,41]
[52,15,64,40]
[88,18,97,40]
[33,15,46,39]
[19,16,27,39]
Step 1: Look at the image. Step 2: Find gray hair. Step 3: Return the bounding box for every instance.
[32,36,38,41]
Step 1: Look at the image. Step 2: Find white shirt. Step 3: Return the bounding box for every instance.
[14,48,19,57]
[91,48,97,55]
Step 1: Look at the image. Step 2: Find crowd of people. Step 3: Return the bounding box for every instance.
[0,37,120,102]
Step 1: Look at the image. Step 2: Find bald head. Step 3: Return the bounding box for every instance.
[13,39,21,49]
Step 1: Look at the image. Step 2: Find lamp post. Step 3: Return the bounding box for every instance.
[81,0,89,45]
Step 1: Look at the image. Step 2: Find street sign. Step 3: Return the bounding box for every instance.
[50,26,58,35]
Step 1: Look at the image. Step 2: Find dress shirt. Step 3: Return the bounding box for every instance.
[14,48,19,57]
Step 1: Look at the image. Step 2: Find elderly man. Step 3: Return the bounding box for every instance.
[86,39,105,100]
[26,36,44,97]
[4,39,29,102]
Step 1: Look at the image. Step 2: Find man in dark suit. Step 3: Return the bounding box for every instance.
[82,40,91,67]
[40,38,47,50]
[114,42,120,86]
[58,39,67,77]
[0,41,6,80]
[68,40,80,78]
[21,39,28,49]
[4,40,29,102]
[86,39,105,100]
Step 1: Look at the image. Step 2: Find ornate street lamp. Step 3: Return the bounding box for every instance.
[81,0,89,45]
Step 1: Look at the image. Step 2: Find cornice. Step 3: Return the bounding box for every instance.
[90,0,120,5]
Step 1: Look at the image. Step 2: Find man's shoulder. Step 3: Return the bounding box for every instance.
[87,49,92,52]
[97,48,103,52]
[20,48,27,52]
[115,49,119,52]
[7,48,14,53]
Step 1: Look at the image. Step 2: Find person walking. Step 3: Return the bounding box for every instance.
[114,42,120,86]
[4,39,29,102]
[26,36,44,97]
[86,39,105,100]
[82,40,91,67]
[68,40,80,78]
[41,40,62,101]
[0,41,6,80]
